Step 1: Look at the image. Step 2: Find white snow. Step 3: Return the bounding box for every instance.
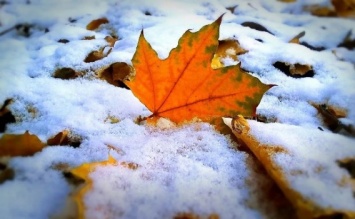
[0,0,354,218]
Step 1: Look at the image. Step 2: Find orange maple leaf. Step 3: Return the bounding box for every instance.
[125,15,272,123]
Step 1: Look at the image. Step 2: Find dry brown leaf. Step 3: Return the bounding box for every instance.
[104,35,118,47]
[273,61,314,78]
[332,0,355,18]
[58,39,69,44]
[211,39,248,69]
[304,0,355,18]
[53,67,81,80]
[289,31,305,44]
[173,212,220,219]
[47,130,82,148]
[338,30,355,49]
[304,5,337,17]
[82,36,95,40]
[310,103,353,134]
[47,130,70,146]
[86,17,109,31]
[0,99,15,132]
[98,62,133,87]
[241,21,273,34]
[225,116,355,219]
[84,47,112,63]
[0,161,14,184]
[0,131,45,156]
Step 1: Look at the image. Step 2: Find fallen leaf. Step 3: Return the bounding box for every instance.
[86,17,109,31]
[0,99,15,132]
[84,47,112,63]
[47,130,70,146]
[224,116,355,219]
[332,0,355,18]
[241,21,273,34]
[0,131,45,156]
[310,103,354,134]
[98,62,133,87]
[211,39,248,69]
[304,5,337,17]
[0,160,14,184]
[58,39,69,44]
[53,67,80,80]
[125,15,272,123]
[47,130,82,147]
[104,35,118,47]
[338,30,355,49]
[273,61,314,78]
[288,31,305,44]
[173,212,219,219]
[82,36,95,40]
[0,166,14,184]
[69,155,138,219]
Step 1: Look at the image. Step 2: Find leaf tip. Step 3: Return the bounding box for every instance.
[216,13,225,25]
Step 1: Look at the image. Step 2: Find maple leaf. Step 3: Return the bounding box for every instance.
[125,15,272,123]
[0,131,45,156]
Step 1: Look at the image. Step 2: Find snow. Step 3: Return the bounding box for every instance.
[0,0,354,218]
[245,120,355,211]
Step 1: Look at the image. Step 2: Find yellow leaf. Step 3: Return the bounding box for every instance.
[0,131,45,157]
[69,155,139,219]
[69,155,118,219]
[225,116,355,219]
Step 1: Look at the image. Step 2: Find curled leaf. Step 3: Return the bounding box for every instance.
[86,17,109,31]
[84,47,112,63]
[98,62,133,87]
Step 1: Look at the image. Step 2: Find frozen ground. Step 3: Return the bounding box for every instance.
[0,0,354,218]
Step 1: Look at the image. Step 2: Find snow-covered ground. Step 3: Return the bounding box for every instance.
[0,0,354,218]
